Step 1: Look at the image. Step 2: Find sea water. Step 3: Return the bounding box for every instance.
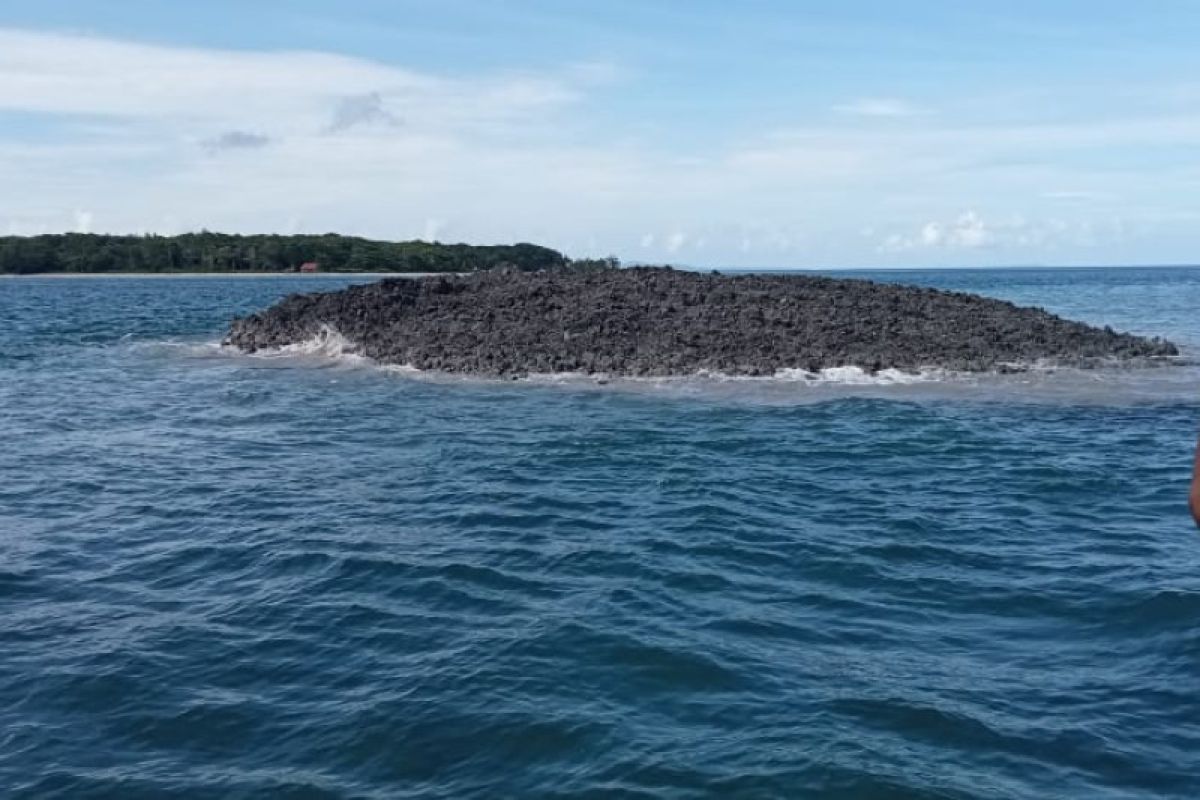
[1,268,1198,798]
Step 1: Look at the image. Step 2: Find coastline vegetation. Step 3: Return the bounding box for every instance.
[0,232,599,275]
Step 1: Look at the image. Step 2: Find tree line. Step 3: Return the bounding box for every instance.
[0,233,584,275]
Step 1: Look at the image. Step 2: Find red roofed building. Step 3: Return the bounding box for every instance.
[299,261,319,273]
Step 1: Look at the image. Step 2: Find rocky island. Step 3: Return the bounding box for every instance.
[225,267,1179,377]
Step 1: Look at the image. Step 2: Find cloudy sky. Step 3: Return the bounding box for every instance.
[2,1,1199,267]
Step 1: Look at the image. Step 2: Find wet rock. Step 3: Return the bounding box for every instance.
[225,267,1179,376]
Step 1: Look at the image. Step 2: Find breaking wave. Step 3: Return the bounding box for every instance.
[198,326,1200,407]
[218,327,953,385]
[261,324,365,362]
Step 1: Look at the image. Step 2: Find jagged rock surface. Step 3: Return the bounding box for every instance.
[225,267,1178,376]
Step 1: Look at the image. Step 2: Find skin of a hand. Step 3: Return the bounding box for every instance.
[1192,443,1200,528]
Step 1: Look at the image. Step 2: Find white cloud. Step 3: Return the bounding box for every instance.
[0,28,582,138]
[0,28,641,247]
[730,113,1200,190]
[0,27,1196,267]
[73,209,94,233]
[919,221,944,247]
[422,217,446,242]
[878,211,1127,255]
[882,212,1002,252]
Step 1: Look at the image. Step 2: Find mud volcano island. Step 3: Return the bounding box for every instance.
[226,267,1178,377]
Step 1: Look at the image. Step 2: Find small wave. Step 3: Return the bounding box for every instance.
[212,325,371,366]
[209,329,953,387]
[269,325,366,362]
[174,330,1200,406]
[514,366,949,386]
[515,363,1200,406]
[125,339,227,359]
[776,366,947,384]
[379,363,424,375]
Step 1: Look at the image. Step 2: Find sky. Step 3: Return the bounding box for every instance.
[1,1,1199,268]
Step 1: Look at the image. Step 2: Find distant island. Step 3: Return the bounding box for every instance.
[0,232,612,275]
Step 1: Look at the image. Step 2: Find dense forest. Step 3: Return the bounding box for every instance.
[0,233,586,274]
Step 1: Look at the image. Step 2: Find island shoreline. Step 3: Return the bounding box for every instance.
[226,267,1179,378]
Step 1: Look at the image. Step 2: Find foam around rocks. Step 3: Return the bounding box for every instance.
[225,267,1178,377]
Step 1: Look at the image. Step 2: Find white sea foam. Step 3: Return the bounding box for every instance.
[211,324,372,367]
[272,325,364,361]
[379,364,424,375]
[156,331,1199,406]
[128,339,226,359]
[511,362,1200,406]
[774,366,947,384]
[212,333,957,388]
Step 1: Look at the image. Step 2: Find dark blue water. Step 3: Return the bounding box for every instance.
[2,269,1199,799]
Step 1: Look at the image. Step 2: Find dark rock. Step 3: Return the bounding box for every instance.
[225,267,1179,377]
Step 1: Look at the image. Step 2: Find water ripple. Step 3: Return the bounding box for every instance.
[2,273,1200,798]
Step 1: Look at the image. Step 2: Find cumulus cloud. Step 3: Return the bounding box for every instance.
[729,223,799,254]
[73,209,94,233]
[881,212,999,252]
[422,217,446,242]
[878,211,1128,254]
[637,223,800,259]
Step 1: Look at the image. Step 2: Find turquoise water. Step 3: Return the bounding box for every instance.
[2,268,1199,798]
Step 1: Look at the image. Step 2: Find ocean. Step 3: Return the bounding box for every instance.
[2,267,1198,799]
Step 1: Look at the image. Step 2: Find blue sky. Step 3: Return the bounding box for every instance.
[2,1,1199,267]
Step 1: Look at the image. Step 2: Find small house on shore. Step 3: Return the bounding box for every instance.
[299,261,319,273]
